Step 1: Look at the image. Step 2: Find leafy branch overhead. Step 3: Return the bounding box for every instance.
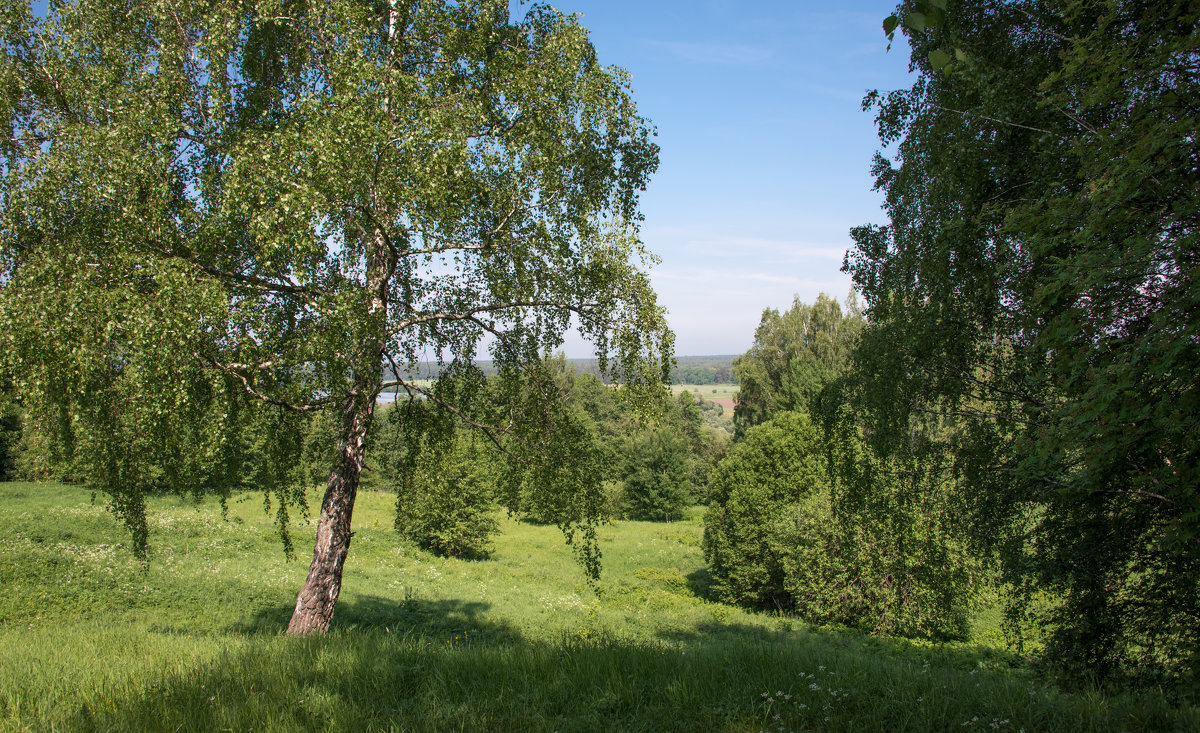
[883,0,966,71]
[851,0,1200,683]
[0,0,672,635]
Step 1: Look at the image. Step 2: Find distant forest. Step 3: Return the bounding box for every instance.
[395,355,737,385]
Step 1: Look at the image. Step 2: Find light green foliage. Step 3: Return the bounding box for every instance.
[4,482,1197,730]
[849,0,1200,684]
[486,357,610,546]
[692,392,734,435]
[672,390,728,500]
[0,0,670,626]
[363,382,499,559]
[732,293,863,436]
[392,430,498,560]
[485,354,715,527]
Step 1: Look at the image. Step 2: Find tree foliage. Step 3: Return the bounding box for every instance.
[703,411,829,610]
[619,426,690,522]
[703,408,975,639]
[849,0,1200,683]
[0,0,670,634]
[0,377,18,481]
[382,409,499,560]
[732,293,863,437]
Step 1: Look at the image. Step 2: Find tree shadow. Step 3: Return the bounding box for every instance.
[58,595,1194,733]
[685,566,715,601]
[231,594,523,644]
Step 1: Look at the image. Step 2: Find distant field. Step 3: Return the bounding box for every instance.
[2,482,1195,731]
[672,383,737,413]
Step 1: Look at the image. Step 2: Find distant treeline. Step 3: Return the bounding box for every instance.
[392,355,737,385]
[669,357,737,385]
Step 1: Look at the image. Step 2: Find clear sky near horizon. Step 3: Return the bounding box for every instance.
[540,0,914,357]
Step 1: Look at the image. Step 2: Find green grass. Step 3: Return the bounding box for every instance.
[1,482,1196,731]
[672,383,738,401]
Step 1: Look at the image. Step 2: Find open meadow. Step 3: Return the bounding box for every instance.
[1,482,1196,732]
[672,384,738,414]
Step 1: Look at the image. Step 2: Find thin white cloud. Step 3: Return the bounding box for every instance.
[652,265,852,296]
[670,235,849,263]
[655,268,826,288]
[645,39,772,66]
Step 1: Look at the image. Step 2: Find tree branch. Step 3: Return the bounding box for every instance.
[927,102,1058,136]
[192,351,334,413]
[390,299,598,335]
[380,373,530,464]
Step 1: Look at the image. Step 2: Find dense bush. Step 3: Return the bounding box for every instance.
[704,409,976,639]
[703,411,828,609]
[391,432,498,560]
[619,428,690,521]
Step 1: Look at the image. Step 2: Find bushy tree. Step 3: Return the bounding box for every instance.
[619,427,690,522]
[392,430,498,560]
[703,411,828,609]
[0,0,669,635]
[732,293,864,436]
[849,0,1200,681]
[704,408,976,639]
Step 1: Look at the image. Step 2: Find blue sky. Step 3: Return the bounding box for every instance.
[540,0,914,356]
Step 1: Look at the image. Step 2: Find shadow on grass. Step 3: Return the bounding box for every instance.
[233,593,523,645]
[685,566,715,600]
[61,594,1199,733]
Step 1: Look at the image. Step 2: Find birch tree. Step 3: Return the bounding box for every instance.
[0,0,670,635]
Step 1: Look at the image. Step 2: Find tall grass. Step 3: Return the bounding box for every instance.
[1,482,1195,731]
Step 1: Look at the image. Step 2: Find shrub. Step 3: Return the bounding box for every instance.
[703,411,828,609]
[392,433,498,560]
[620,428,690,522]
[703,409,977,639]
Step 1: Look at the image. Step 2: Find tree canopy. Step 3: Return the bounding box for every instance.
[0,0,671,635]
[849,0,1199,682]
[731,292,863,436]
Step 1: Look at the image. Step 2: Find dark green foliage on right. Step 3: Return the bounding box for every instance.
[0,380,19,481]
[847,0,1200,684]
[704,409,976,640]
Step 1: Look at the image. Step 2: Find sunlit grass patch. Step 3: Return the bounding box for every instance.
[1,482,1196,731]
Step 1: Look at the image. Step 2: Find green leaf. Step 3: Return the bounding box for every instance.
[954,48,969,62]
[928,0,948,9]
[928,49,951,70]
[906,12,927,33]
[883,15,900,36]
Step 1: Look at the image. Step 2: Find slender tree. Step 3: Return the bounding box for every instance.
[0,0,670,635]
